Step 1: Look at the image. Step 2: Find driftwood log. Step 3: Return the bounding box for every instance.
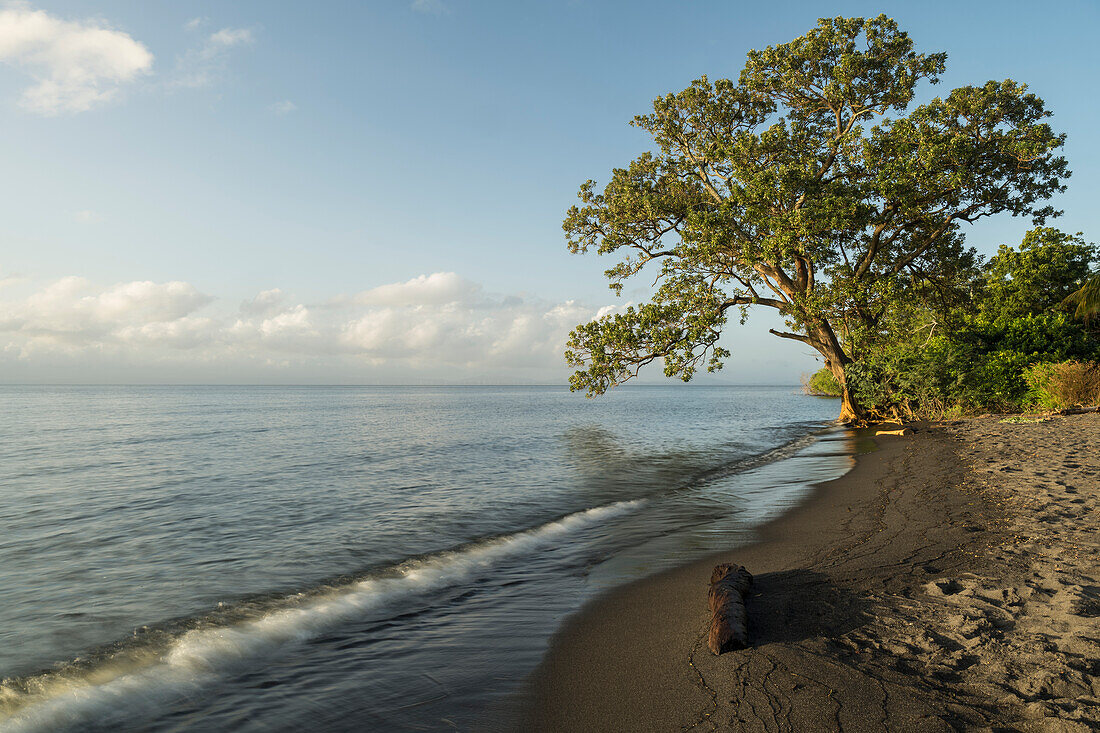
[707,563,753,655]
[1060,406,1100,415]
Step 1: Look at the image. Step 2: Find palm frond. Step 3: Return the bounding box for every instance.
[1063,274,1100,320]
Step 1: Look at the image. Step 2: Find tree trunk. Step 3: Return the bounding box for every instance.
[811,324,866,424]
[836,378,862,423]
[823,354,864,424]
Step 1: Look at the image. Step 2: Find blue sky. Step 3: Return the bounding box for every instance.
[1,0,1097,384]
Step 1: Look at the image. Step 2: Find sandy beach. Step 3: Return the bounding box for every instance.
[520,414,1100,731]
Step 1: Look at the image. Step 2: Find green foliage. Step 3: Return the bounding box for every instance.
[1023,362,1059,410]
[1024,361,1100,410]
[845,228,1100,417]
[980,228,1096,319]
[561,15,1068,420]
[803,368,842,396]
[1063,274,1100,320]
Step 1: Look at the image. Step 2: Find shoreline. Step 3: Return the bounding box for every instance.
[516,415,1099,731]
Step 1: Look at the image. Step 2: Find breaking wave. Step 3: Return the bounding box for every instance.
[0,499,643,732]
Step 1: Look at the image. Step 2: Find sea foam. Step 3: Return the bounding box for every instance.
[0,499,643,732]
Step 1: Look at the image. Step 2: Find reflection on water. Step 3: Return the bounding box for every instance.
[561,423,759,502]
[0,385,848,731]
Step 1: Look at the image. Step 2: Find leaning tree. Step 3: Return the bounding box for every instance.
[562,15,1068,421]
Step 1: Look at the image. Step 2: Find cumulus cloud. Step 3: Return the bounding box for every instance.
[173,25,253,89]
[0,271,25,290]
[356,272,481,307]
[7,277,213,346]
[239,288,286,317]
[0,272,613,380]
[0,2,153,114]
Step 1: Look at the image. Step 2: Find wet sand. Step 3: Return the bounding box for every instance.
[519,415,1100,731]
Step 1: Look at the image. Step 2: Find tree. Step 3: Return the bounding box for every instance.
[1063,275,1100,321]
[562,15,1068,421]
[980,228,1095,320]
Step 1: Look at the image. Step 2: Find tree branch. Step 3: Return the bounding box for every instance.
[768,328,811,344]
[723,295,786,310]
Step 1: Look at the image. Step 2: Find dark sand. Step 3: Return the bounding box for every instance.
[519,415,1099,732]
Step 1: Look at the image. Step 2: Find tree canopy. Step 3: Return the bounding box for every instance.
[980,228,1095,320]
[562,15,1069,420]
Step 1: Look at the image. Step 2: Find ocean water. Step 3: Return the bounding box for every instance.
[0,385,851,731]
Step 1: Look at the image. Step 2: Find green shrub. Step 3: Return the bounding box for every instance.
[803,368,842,397]
[965,349,1036,410]
[1024,361,1100,410]
[835,228,1100,418]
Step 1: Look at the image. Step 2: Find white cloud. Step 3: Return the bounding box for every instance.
[356,272,480,307]
[0,272,824,383]
[0,271,25,290]
[184,17,206,32]
[0,2,153,114]
[0,273,612,380]
[89,280,211,322]
[240,288,286,317]
[116,316,215,349]
[208,28,252,48]
[267,99,296,115]
[9,277,213,345]
[172,25,253,89]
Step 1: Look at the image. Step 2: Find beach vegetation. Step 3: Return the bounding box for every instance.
[843,227,1099,417]
[561,15,1068,422]
[802,368,842,397]
[1023,361,1100,410]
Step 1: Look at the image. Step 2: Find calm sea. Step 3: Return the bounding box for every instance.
[0,385,851,731]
